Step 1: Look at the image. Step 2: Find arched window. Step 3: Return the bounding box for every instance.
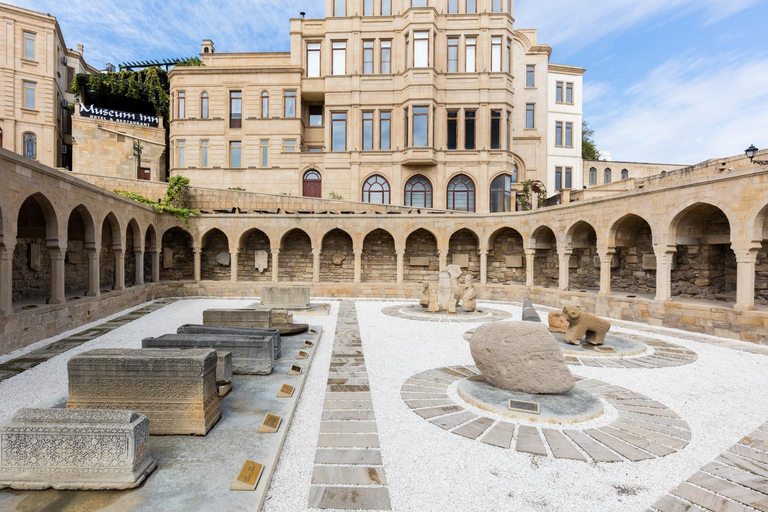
[200,92,209,119]
[621,168,629,180]
[511,163,518,183]
[303,170,322,198]
[261,92,269,118]
[362,175,390,204]
[404,174,433,208]
[604,168,612,184]
[23,132,36,159]
[589,167,597,185]
[447,174,475,212]
[490,174,513,213]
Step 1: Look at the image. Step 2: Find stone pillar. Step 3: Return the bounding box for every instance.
[230,250,238,282]
[312,249,321,283]
[113,248,125,291]
[271,249,280,283]
[135,251,144,286]
[525,249,535,287]
[85,245,100,297]
[653,245,676,303]
[439,249,448,270]
[479,249,488,285]
[734,249,758,311]
[0,245,13,315]
[193,247,202,283]
[353,248,363,284]
[598,248,615,297]
[396,248,405,284]
[151,250,160,283]
[49,245,66,305]
[558,249,573,291]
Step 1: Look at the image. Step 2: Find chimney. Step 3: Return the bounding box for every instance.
[77,43,84,54]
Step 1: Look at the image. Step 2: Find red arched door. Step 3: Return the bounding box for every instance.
[303,170,322,198]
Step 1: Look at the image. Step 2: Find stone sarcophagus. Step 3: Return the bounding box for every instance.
[67,349,221,436]
[0,408,156,490]
[203,307,273,329]
[177,324,282,360]
[260,286,311,310]
[142,335,274,375]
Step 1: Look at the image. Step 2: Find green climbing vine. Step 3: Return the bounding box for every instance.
[115,176,199,227]
[72,67,170,120]
[519,179,548,211]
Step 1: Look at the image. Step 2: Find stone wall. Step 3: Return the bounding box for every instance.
[448,229,480,281]
[404,230,439,283]
[65,240,89,295]
[100,246,115,290]
[12,239,51,302]
[161,229,194,281]
[362,229,397,282]
[238,230,272,282]
[569,249,599,291]
[201,230,230,281]
[487,229,526,284]
[534,248,558,288]
[320,230,354,282]
[612,226,655,295]
[143,252,153,283]
[125,229,136,287]
[279,230,313,282]
[758,242,768,306]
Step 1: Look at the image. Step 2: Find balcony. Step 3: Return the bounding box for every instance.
[402,147,437,166]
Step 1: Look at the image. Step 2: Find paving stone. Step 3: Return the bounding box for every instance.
[400,392,450,400]
[563,430,624,463]
[320,422,378,434]
[316,433,381,449]
[400,385,446,394]
[415,405,463,419]
[618,411,690,429]
[614,405,680,418]
[542,429,587,461]
[481,422,515,449]
[322,410,376,421]
[601,426,675,457]
[740,430,768,451]
[404,379,449,389]
[404,399,455,409]
[516,426,548,456]
[452,417,494,440]
[703,461,768,494]
[612,421,689,450]
[670,481,752,512]
[688,471,768,512]
[650,493,708,512]
[312,466,387,485]
[585,429,653,461]
[730,444,768,465]
[323,400,373,410]
[308,486,392,510]
[314,449,383,466]
[431,411,476,430]
[325,392,372,400]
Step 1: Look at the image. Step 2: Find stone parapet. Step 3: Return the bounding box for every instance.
[177,324,282,360]
[142,335,274,375]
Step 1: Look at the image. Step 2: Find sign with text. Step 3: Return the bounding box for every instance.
[80,104,159,127]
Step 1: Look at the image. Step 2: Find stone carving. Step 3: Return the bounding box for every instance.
[204,307,273,329]
[562,306,612,346]
[419,282,430,308]
[216,252,231,266]
[409,257,430,267]
[67,348,221,436]
[505,255,523,268]
[521,299,541,322]
[428,288,439,312]
[29,243,41,271]
[446,264,463,300]
[462,275,477,312]
[642,254,657,270]
[331,252,346,265]
[0,409,156,490]
[437,270,453,310]
[448,298,457,314]
[217,351,233,385]
[177,324,282,360]
[548,311,569,333]
[470,321,575,394]
[452,253,469,268]
[163,247,174,269]
[254,250,269,273]
[66,249,82,265]
[261,286,311,310]
[143,335,274,375]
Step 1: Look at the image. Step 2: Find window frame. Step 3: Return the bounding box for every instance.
[447,37,459,73]
[526,64,535,88]
[413,31,429,68]
[404,174,433,208]
[200,92,209,119]
[23,31,36,61]
[490,173,513,213]
[381,0,392,15]
[465,37,476,73]
[177,91,185,119]
[525,103,535,129]
[555,121,563,147]
[447,110,458,151]
[230,90,242,128]
[362,111,374,151]
[604,168,612,184]
[412,106,429,147]
[380,40,391,74]
[307,42,321,78]
[565,122,573,147]
[331,112,347,152]
[364,0,374,15]
[332,41,347,76]
[490,109,502,150]
[261,92,269,118]
[491,36,502,72]
[589,167,597,185]
[200,140,209,168]
[362,174,391,204]
[334,0,346,16]
[284,90,297,118]
[177,140,186,168]
[380,111,391,151]
[22,80,36,110]
[464,110,476,150]
[466,0,476,14]
[261,139,269,167]
[363,40,374,75]
[229,141,241,168]
[447,174,476,212]
[23,132,36,160]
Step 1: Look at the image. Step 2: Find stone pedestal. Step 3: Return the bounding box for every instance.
[143,335,274,375]
[0,409,156,490]
[204,307,273,329]
[67,349,221,436]
[177,324,283,360]
[260,286,311,310]
[217,351,233,385]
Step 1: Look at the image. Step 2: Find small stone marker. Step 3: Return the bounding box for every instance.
[505,255,523,268]
[594,346,616,353]
[254,250,269,274]
[216,252,231,266]
[66,250,82,265]
[303,340,314,348]
[261,286,311,310]
[297,350,309,360]
[452,253,469,268]
[277,384,295,398]
[163,247,174,269]
[29,243,41,271]
[258,413,282,433]
[642,254,657,270]
[409,256,430,266]
[230,460,264,491]
[332,252,346,265]
[289,365,302,375]
[218,383,232,397]
[509,399,541,415]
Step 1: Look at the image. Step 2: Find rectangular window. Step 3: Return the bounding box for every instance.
[447,38,458,73]
[448,0,458,13]
[491,110,501,150]
[465,37,476,72]
[261,93,269,118]
[526,65,535,87]
[229,141,241,168]
[23,81,36,109]
[307,43,321,77]
[309,147,322,153]
[506,110,511,149]
[309,105,323,126]
[555,121,563,146]
[284,140,296,152]
[405,35,410,69]
[201,94,209,118]
[507,38,512,72]
[413,106,428,147]
[491,36,502,72]
[526,103,535,129]
[23,31,35,60]
[177,91,185,119]
[229,91,242,128]
[565,167,572,189]
[363,111,374,151]
[447,111,458,150]
[466,0,476,13]
[200,140,208,167]
[261,140,269,167]
[555,166,562,191]
[465,110,476,150]
[363,41,374,74]
[364,0,373,15]
[332,112,347,152]
[284,91,296,118]
[380,40,391,74]
[412,0,427,6]
[414,31,429,68]
[404,108,409,147]
[177,141,185,168]
[565,122,573,147]
[380,111,391,151]
[566,82,574,104]
[381,0,391,15]
[556,81,564,103]
[492,0,501,12]
[334,0,346,16]
[332,41,346,75]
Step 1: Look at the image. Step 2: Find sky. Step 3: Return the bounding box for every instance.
[12,0,768,164]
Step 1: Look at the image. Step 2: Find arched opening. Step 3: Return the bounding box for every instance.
[568,221,599,292]
[362,174,391,204]
[237,228,271,282]
[604,168,612,184]
[589,167,597,186]
[448,229,480,281]
[531,226,558,288]
[320,229,354,282]
[13,194,57,307]
[261,92,269,118]
[404,229,439,283]
[100,213,121,291]
[404,174,433,208]
[621,169,629,180]
[279,229,313,282]
[65,206,94,298]
[200,92,209,119]
[758,208,768,306]
[201,229,231,281]
[447,174,476,212]
[362,229,396,282]
[672,204,736,303]
[160,227,194,281]
[23,132,37,160]
[490,174,514,213]
[303,170,322,198]
[144,225,157,283]
[487,227,525,284]
[610,215,655,297]
[125,219,141,287]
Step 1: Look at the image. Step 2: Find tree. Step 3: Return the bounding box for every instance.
[582,121,600,160]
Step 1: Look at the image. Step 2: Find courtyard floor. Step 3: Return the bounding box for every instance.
[0,298,767,512]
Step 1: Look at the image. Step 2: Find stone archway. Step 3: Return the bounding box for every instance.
[144,225,157,283]
[100,213,121,291]
[487,227,525,284]
[531,226,558,288]
[610,214,655,297]
[758,208,768,306]
[362,229,396,282]
[160,227,194,281]
[65,206,94,297]
[238,228,272,282]
[568,221,599,292]
[13,194,58,307]
[404,229,439,283]
[320,229,354,282]
[448,228,480,281]
[201,229,231,281]
[125,219,141,287]
[279,229,313,282]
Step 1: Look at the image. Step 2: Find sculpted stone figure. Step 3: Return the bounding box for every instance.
[428,288,440,313]
[548,311,569,333]
[461,275,477,312]
[562,306,611,346]
[445,264,463,301]
[419,282,430,308]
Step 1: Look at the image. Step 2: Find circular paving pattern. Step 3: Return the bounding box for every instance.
[402,366,691,463]
[382,304,512,323]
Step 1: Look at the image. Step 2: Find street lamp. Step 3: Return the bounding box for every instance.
[745,144,768,165]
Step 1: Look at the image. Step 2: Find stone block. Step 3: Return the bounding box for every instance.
[271,309,294,326]
[67,349,221,436]
[452,254,469,268]
[143,335,274,375]
[505,255,524,268]
[254,250,269,273]
[29,243,41,271]
[410,257,430,266]
[261,286,311,310]
[521,299,541,322]
[216,252,231,266]
[204,307,273,328]
[163,247,174,269]
[642,254,657,270]
[0,409,156,490]
[177,324,282,360]
[217,351,233,384]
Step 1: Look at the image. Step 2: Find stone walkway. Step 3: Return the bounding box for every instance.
[648,420,768,511]
[0,299,177,382]
[308,300,392,510]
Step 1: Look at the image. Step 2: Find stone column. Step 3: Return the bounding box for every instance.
[48,245,66,305]
[151,250,160,283]
[558,249,573,291]
[85,245,100,297]
[525,249,535,287]
[439,249,448,270]
[135,251,144,286]
[113,248,125,291]
[479,249,488,285]
[653,245,676,303]
[353,248,363,284]
[230,250,238,282]
[734,249,758,311]
[271,249,280,283]
[598,248,615,297]
[0,245,13,315]
[193,247,202,283]
[396,248,405,284]
[312,249,321,283]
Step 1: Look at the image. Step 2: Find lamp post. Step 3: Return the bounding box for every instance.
[745,145,768,165]
[133,140,144,178]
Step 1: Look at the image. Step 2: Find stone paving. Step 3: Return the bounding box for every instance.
[648,420,768,512]
[0,299,177,382]
[308,301,392,510]
[381,304,512,323]
[402,366,691,463]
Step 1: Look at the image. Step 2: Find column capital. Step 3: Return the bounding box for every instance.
[479,249,489,256]
[733,248,759,264]
[597,246,616,258]
[653,244,677,255]
[524,248,536,257]
[312,248,322,257]
[49,246,67,260]
[353,248,363,256]
[396,248,406,256]
[271,248,280,255]
[558,248,574,258]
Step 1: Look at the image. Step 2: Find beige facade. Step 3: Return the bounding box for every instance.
[168,0,583,213]
[0,2,96,169]
[583,159,686,189]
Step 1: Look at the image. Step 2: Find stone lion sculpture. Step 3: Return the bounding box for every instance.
[562,306,611,346]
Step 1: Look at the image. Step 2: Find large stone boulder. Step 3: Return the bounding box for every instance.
[470,321,575,394]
